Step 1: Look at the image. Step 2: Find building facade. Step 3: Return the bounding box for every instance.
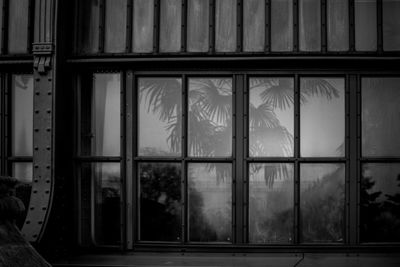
[1,0,400,260]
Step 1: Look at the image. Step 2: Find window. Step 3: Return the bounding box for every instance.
[0,74,33,227]
[76,72,400,247]
[77,73,122,246]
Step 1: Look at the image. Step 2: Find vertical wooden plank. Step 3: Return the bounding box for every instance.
[271,0,293,52]
[327,0,349,51]
[159,0,182,52]
[215,0,236,52]
[8,0,29,54]
[187,0,209,52]
[243,0,264,52]
[133,0,154,53]
[77,0,99,54]
[104,0,127,53]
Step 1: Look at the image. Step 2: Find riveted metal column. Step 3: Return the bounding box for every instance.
[22,0,55,243]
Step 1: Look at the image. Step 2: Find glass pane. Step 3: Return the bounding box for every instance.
[243,0,265,52]
[383,0,400,51]
[133,0,154,53]
[160,0,182,52]
[187,0,209,52]
[355,0,377,51]
[188,78,232,157]
[12,75,33,157]
[300,78,345,157]
[0,0,3,53]
[249,163,294,243]
[249,78,294,157]
[8,0,29,54]
[215,0,237,52]
[139,163,182,241]
[80,163,121,246]
[188,163,232,242]
[362,78,400,157]
[139,78,182,156]
[300,164,345,243]
[327,0,349,51]
[81,74,120,156]
[77,0,99,53]
[271,0,293,52]
[361,163,400,242]
[105,0,127,53]
[299,0,321,51]
[13,162,32,228]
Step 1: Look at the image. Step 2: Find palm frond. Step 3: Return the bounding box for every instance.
[258,78,294,110]
[249,103,280,131]
[301,78,340,102]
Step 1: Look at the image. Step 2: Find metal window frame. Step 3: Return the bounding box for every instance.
[75,70,125,250]
[73,69,400,252]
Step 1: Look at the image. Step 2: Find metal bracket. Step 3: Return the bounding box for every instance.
[33,43,53,74]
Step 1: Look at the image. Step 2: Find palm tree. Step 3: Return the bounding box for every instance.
[140,76,340,185]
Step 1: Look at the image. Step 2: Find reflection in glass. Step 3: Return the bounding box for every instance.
[299,0,321,51]
[383,0,400,51]
[327,0,349,51]
[133,0,154,53]
[215,0,237,52]
[243,0,265,52]
[188,78,232,157]
[271,0,293,51]
[12,75,33,157]
[104,0,126,53]
[76,0,99,53]
[187,0,209,52]
[300,78,345,157]
[300,164,345,243]
[80,163,121,246]
[355,0,377,51]
[139,78,182,156]
[188,163,232,242]
[139,163,182,241]
[160,0,182,52]
[8,0,29,53]
[362,78,400,157]
[86,74,120,156]
[249,78,294,157]
[249,163,294,243]
[13,162,32,228]
[361,164,400,242]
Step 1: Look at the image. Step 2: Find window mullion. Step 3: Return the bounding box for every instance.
[234,74,245,244]
[348,74,359,245]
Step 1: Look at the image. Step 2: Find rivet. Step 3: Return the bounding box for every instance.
[30,207,34,210]
[47,109,51,114]
[42,207,47,210]
[45,190,50,194]
[26,221,31,224]
[33,234,38,238]
[48,78,52,82]
[46,180,50,183]
[46,146,51,150]
[33,190,38,193]
[35,110,39,114]
[34,146,39,150]
[34,128,39,132]
[34,165,39,168]
[47,91,52,95]
[46,128,51,132]
[36,78,40,82]
[34,179,39,183]
[46,165,50,169]
[38,221,43,225]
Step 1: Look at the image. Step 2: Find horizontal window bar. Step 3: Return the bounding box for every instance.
[134,157,233,162]
[246,157,347,162]
[74,156,122,162]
